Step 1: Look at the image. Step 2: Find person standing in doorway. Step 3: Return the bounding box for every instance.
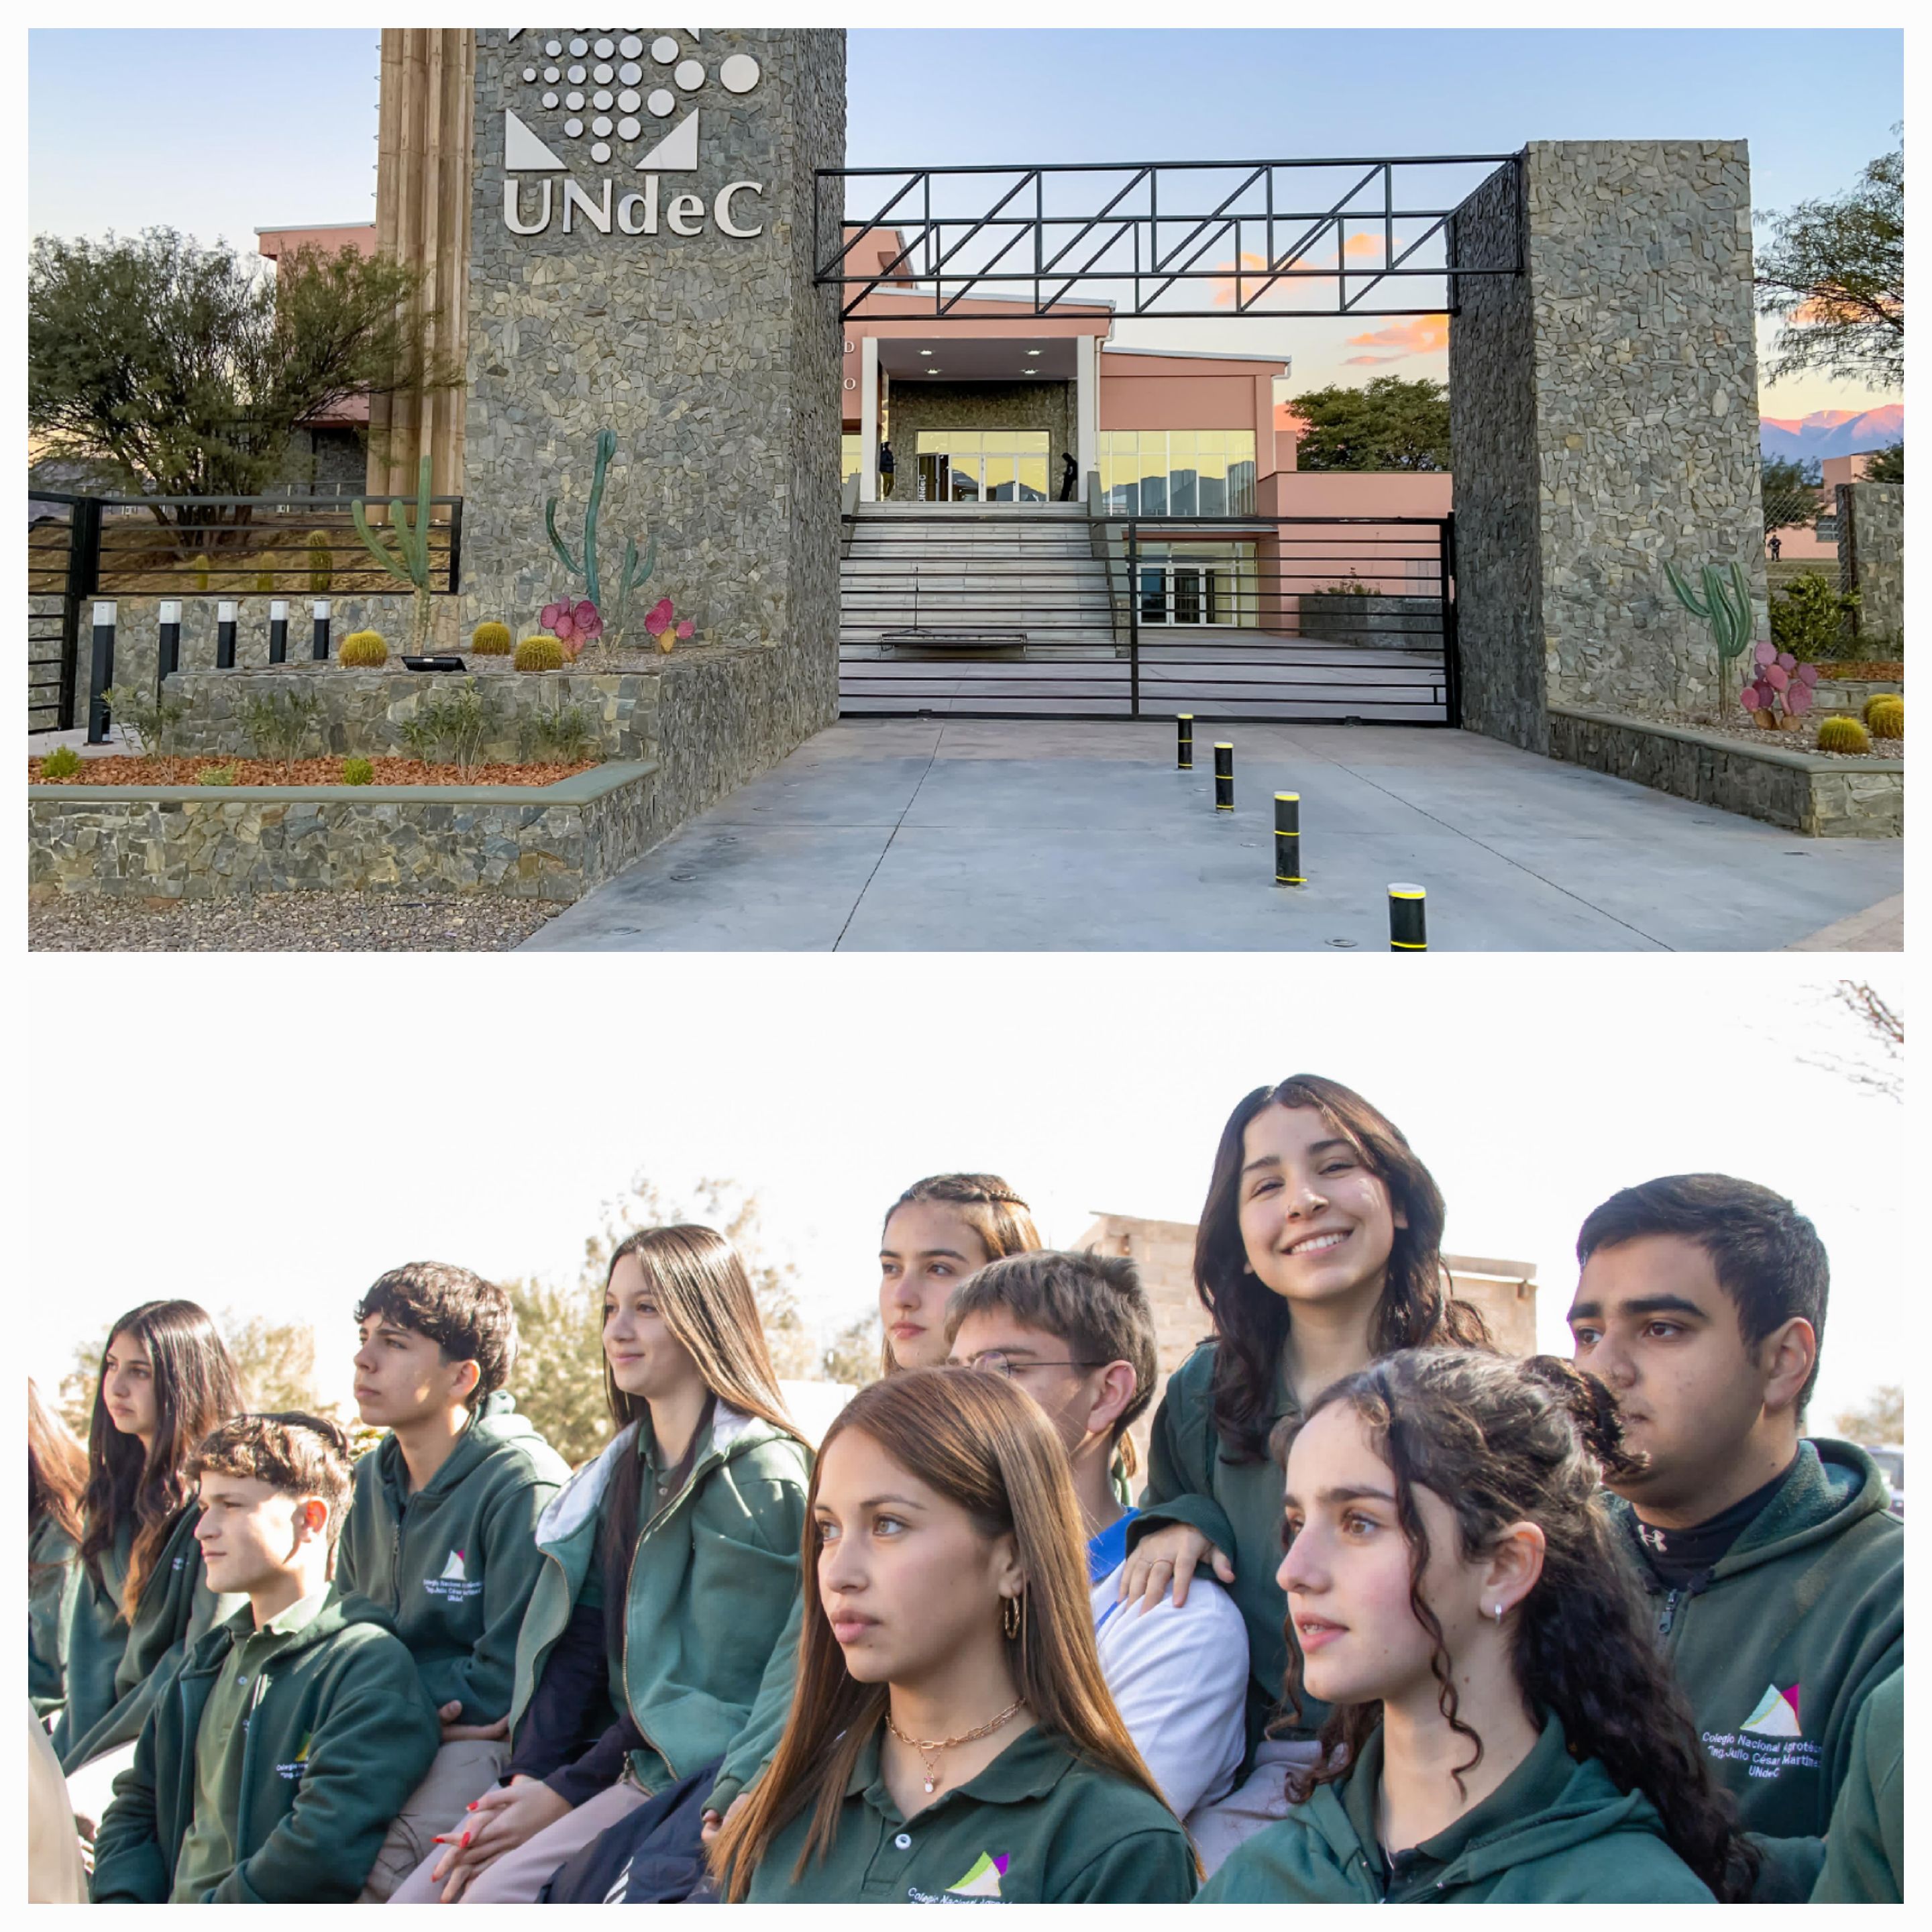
[878,440,895,500]
[1059,451,1079,502]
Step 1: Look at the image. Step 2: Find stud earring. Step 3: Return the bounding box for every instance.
[1490,1602,1504,1623]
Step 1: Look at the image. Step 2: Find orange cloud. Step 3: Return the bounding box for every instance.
[1343,314,1450,359]
[1208,232,1387,308]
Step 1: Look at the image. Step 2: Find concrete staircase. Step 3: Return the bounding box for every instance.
[840,502,1118,655]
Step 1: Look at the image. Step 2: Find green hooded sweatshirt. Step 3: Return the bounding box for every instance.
[1811,1668,1902,1904]
[89,1586,441,1904]
[707,1589,802,1815]
[29,1511,80,1717]
[334,1391,570,1722]
[1197,1712,1714,1903]
[508,1401,810,1792]
[56,1505,246,1772]
[1130,1342,1322,1763]
[1607,1438,1902,1902]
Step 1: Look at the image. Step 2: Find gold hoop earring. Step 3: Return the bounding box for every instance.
[1002,1593,1022,1640]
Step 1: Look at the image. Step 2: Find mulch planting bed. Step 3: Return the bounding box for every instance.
[1678,716,1902,761]
[30,891,562,953]
[29,755,598,787]
[1817,661,1903,681]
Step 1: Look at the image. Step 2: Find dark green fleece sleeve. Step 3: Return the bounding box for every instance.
[1127,1366,1238,1561]
[212,1634,441,1904]
[88,1699,170,1903]
[1811,1670,1902,1904]
[442,1473,557,1723]
[706,1588,802,1815]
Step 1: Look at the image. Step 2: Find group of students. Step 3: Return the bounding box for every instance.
[26,1073,1904,1905]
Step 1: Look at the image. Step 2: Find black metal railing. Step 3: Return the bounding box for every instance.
[27,490,464,733]
[818,153,1521,319]
[838,510,1458,724]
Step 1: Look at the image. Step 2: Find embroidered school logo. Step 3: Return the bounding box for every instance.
[276,1734,313,1782]
[1741,1682,1803,1739]
[424,1548,484,1603]
[946,1853,1010,1900]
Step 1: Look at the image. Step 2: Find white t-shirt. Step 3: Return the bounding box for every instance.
[1086,1509,1248,1821]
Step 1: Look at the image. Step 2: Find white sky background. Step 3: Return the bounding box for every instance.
[26,956,1902,1434]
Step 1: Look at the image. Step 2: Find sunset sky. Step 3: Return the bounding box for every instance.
[29,26,1902,416]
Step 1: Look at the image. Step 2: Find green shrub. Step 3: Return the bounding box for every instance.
[307,530,334,596]
[254,569,274,595]
[40,745,83,780]
[195,765,236,786]
[100,684,189,758]
[1815,716,1870,754]
[471,621,512,655]
[1768,572,1862,662]
[517,701,596,763]
[239,688,321,763]
[1866,696,1903,741]
[341,756,374,785]
[397,678,504,769]
[514,635,566,672]
[340,631,388,667]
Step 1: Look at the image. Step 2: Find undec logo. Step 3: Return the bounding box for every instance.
[500,29,767,241]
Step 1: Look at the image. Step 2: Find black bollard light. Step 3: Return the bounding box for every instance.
[1214,741,1234,812]
[86,600,118,745]
[1275,792,1303,885]
[156,599,182,705]
[1177,712,1194,770]
[215,600,238,670]
[311,598,333,661]
[268,599,289,665]
[1388,883,1428,952]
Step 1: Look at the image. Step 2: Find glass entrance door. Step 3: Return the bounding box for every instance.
[1135,553,1252,626]
[914,431,1051,502]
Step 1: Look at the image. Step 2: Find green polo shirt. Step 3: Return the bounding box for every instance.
[169,1589,331,1904]
[745,1721,1197,1904]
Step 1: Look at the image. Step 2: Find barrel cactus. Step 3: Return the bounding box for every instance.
[307,530,334,595]
[340,630,389,667]
[341,757,375,785]
[471,621,512,656]
[1866,696,1904,740]
[1815,716,1870,754]
[514,635,566,673]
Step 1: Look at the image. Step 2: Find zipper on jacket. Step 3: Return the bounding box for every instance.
[1656,1587,1682,1640]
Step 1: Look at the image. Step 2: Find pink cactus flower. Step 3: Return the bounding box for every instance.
[676,619,694,639]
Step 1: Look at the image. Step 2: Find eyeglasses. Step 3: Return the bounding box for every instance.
[962,1352,1105,1380]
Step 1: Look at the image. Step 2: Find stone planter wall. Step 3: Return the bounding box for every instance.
[1809,676,1903,717]
[1298,593,1444,652]
[1548,704,1902,837]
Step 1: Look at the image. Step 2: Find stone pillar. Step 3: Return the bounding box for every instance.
[1835,481,1902,651]
[859,336,880,502]
[463,25,845,696]
[369,30,475,499]
[1449,142,1766,750]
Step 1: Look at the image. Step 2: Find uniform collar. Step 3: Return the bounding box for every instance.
[1086,1507,1137,1585]
[847,1720,1075,1814]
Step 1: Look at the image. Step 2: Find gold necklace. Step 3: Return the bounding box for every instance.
[884,1697,1025,1794]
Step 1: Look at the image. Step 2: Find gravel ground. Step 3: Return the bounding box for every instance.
[29,892,562,952]
[1680,713,1903,760]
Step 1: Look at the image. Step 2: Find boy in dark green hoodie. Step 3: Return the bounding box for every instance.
[1569,1174,1903,1901]
[334,1262,570,1898]
[91,1411,440,1903]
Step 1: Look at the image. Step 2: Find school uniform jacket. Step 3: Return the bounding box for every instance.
[29,1511,80,1718]
[1197,1712,1713,1903]
[1608,1438,1902,1900]
[89,1587,441,1904]
[334,1391,569,1723]
[1811,1668,1903,1905]
[506,1402,810,1793]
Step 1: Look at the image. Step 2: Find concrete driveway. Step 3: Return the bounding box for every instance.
[521,719,1904,953]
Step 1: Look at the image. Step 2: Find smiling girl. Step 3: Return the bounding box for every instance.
[1118,1075,1490,1866]
[57,1301,244,1829]
[387,1225,810,1904]
[710,1368,1197,1904]
[1198,1349,1756,1902]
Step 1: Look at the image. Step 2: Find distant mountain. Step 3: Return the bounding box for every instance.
[1760,405,1903,461]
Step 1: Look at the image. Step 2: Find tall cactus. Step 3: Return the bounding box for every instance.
[1664,559,1755,710]
[353,455,437,655]
[545,429,657,649]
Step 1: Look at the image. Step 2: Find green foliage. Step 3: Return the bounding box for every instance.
[397,677,503,769]
[515,635,566,672]
[352,456,438,656]
[1664,558,1756,704]
[99,684,189,757]
[819,1313,883,1391]
[341,756,375,785]
[192,557,211,595]
[1866,696,1902,740]
[516,699,597,763]
[1288,377,1450,472]
[195,765,237,786]
[1755,136,1903,386]
[307,530,334,595]
[1762,454,1824,535]
[239,687,322,763]
[1768,572,1862,662]
[39,744,83,779]
[254,569,274,594]
[28,227,459,514]
[1815,715,1870,753]
[544,427,657,647]
[471,621,512,656]
[1313,578,1372,596]
[340,630,388,667]
[1862,441,1904,484]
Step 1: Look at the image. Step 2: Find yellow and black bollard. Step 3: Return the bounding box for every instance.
[1214,742,1234,812]
[1275,794,1303,885]
[1177,713,1194,770]
[1388,883,1428,952]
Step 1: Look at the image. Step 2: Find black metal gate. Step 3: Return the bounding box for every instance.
[28,492,94,734]
[839,511,1458,724]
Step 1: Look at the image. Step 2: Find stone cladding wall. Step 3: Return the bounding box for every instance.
[882,382,1075,501]
[462,27,842,751]
[1451,143,1766,745]
[1837,482,1903,648]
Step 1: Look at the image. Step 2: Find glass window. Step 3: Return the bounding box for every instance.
[841,434,863,490]
[1229,432,1256,516]
[1139,435,1168,518]
[1016,451,1048,501]
[1170,431,1197,517]
[1197,432,1228,517]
